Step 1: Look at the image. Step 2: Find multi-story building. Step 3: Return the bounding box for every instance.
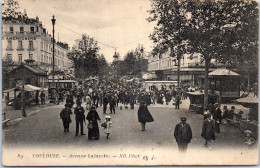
[147,48,223,86]
[2,14,73,74]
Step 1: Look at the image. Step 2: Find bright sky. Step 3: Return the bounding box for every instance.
[18,0,156,62]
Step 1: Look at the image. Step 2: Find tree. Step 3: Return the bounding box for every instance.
[2,0,22,18]
[187,0,258,107]
[111,44,148,77]
[67,34,107,79]
[148,0,258,109]
[2,57,15,90]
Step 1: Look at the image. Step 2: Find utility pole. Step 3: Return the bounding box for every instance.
[51,15,56,103]
[21,63,26,117]
[177,55,181,97]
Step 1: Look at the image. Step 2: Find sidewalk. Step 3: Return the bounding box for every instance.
[2,101,63,121]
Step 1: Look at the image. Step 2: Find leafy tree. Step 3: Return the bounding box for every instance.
[148,0,258,108]
[2,0,22,18]
[67,34,107,79]
[111,44,148,77]
[2,57,15,90]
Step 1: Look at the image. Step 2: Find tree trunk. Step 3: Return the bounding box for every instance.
[203,58,210,110]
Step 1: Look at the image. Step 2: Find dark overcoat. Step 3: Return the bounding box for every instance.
[137,104,154,123]
[174,123,192,143]
[201,119,215,140]
[74,107,85,122]
[60,107,72,123]
[86,109,101,139]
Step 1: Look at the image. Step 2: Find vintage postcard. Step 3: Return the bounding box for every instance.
[1,0,259,166]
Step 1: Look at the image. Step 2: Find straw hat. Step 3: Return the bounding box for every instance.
[244,130,253,135]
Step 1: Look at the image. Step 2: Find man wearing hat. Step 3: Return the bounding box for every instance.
[174,117,193,152]
[74,103,86,136]
[60,104,73,132]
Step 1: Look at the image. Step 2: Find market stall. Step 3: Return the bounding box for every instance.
[3,85,44,109]
[234,96,258,138]
[187,91,217,114]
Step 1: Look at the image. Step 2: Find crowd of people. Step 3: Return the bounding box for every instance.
[58,77,256,151]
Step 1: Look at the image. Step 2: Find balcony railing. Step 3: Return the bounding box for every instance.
[17,48,24,51]
[27,47,35,51]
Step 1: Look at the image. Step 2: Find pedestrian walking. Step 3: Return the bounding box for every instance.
[76,94,82,107]
[109,96,116,114]
[213,103,222,133]
[40,90,45,105]
[175,95,180,109]
[74,103,86,136]
[137,101,154,131]
[35,90,39,105]
[103,94,108,114]
[104,115,112,139]
[85,94,91,111]
[201,113,215,149]
[60,104,73,132]
[86,106,101,140]
[66,94,74,108]
[174,117,192,152]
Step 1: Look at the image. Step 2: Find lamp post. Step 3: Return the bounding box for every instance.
[51,15,56,103]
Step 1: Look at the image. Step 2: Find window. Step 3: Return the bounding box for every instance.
[41,42,43,50]
[18,41,23,49]
[30,27,34,32]
[29,41,33,50]
[29,54,33,60]
[19,54,22,63]
[20,27,24,34]
[7,54,12,61]
[7,40,12,49]
[9,27,13,33]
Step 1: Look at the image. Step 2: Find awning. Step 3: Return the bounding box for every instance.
[209,68,240,76]
[234,97,259,104]
[24,84,42,91]
[3,84,42,93]
[3,88,15,93]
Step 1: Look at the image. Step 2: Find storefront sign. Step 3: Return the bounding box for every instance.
[4,36,36,40]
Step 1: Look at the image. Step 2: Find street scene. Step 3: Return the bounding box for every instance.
[1,0,259,166]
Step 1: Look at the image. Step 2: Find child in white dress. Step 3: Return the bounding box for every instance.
[104,116,112,139]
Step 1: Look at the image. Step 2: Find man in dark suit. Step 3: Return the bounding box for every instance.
[174,117,193,152]
[74,103,86,136]
[201,113,215,148]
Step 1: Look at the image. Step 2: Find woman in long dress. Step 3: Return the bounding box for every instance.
[86,106,101,140]
[137,101,154,131]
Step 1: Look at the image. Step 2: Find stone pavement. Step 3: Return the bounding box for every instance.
[2,99,250,152]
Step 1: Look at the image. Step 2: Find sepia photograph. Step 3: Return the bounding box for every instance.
[1,0,259,166]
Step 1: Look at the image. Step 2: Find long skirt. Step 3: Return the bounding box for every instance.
[88,124,100,139]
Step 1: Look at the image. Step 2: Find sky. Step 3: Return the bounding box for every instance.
[17,0,156,62]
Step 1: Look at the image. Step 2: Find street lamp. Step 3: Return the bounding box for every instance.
[51,15,56,103]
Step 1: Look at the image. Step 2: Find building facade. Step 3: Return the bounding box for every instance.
[2,15,73,74]
[147,48,223,86]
